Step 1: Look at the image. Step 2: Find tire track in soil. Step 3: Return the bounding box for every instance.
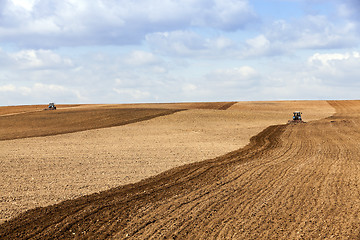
[1,100,360,239]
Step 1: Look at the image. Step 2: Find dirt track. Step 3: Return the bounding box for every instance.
[1,100,359,239]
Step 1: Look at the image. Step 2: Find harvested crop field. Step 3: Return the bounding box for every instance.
[3,100,360,239]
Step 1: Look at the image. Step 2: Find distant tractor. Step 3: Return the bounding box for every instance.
[288,111,304,124]
[45,103,56,110]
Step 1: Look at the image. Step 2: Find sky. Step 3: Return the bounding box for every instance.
[0,0,359,105]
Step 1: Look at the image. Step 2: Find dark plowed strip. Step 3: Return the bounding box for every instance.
[0,108,182,141]
[218,102,237,110]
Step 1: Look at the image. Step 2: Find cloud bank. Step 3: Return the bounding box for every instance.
[0,0,359,105]
[0,0,257,48]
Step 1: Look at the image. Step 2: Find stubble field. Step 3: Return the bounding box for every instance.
[2,100,359,239]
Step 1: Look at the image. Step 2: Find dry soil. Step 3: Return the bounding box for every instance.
[0,100,347,239]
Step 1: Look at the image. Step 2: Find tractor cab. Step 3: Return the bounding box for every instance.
[288,111,305,124]
[47,103,56,110]
[293,112,302,121]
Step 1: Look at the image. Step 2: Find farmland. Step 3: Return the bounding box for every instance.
[3,101,360,238]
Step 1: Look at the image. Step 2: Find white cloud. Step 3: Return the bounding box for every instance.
[308,52,355,66]
[182,83,197,92]
[0,0,257,48]
[146,30,237,58]
[113,88,150,100]
[0,49,73,70]
[206,37,235,50]
[124,51,160,66]
[191,0,257,31]
[308,51,360,86]
[12,0,37,11]
[205,66,259,91]
[1,1,360,105]
[20,82,76,97]
[253,49,360,101]
[244,11,359,58]
[246,35,269,50]
[146,31,207,56]
[8,49,73,69]
[243,34,279,57]
[0,84,16,92]
[212,66,257,80]
[0,82,84,105]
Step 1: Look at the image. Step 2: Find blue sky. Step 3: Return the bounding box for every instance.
[0,0,359,105]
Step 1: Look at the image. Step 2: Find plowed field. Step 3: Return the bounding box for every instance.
[0,107,181,141]
[3,101,359,239]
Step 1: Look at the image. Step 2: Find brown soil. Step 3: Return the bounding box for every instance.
[229,100,332,123]
[0,107,182,141]
[0,101,333,225]
[96,102,238,110]
[0,104,80,116]
[0,102,237,141]
[3,101,358,239]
